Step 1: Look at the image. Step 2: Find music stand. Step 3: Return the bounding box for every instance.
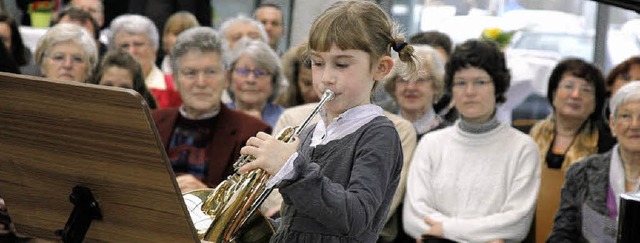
[0,72,198,242]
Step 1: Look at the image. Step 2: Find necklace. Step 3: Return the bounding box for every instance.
[625,176,640,184]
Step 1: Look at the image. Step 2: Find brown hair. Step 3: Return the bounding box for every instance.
[163,11,200,36]
[275,43,310,107]
[90,49,158,109]
[306,1,417,83]
[605,56,640,97]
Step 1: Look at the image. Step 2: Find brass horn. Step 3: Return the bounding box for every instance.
[183,90,335,242]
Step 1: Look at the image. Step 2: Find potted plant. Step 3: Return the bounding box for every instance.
[480,28,515,50]
[28,0,58,28]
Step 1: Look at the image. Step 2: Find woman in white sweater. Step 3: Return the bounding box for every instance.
[403,39,541,243]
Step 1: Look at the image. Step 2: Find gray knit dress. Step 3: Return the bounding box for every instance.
[271,116,403,243]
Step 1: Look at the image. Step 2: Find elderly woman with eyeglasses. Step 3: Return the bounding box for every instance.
[34,23,97,82]
[383,44,448,140]
[226,38,284,127]
[549,81,640,242]
[529,58,616,241]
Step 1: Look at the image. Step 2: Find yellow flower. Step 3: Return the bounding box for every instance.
[483,28,503,40]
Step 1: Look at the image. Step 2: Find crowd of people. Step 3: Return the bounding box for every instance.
[1,0,639,242]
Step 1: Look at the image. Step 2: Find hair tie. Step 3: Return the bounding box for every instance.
[392,42,408,52]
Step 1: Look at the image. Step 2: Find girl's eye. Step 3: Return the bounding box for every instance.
[335,63,349,68]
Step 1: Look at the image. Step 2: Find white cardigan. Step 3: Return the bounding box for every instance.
[403,122,540,243]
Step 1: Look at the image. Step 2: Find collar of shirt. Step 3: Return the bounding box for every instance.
[400,106,441,135]
[179,105,220,120]
[311,104,383,147]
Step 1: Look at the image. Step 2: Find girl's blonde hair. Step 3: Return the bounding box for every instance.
[306,1,418,81]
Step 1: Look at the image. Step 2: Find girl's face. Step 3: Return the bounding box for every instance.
[99,66,134,89]
[552,73,596,121]
[229,55,274,107]
[296,65,319,104]
[452,67,496,123]
[310,44,389,119]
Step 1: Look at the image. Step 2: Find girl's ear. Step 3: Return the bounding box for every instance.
[373,56,394,81]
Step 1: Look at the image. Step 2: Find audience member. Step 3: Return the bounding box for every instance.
[408,31,456,122]
[226,39,284,127]
[151,27,270,191]
[69,0,104,29]
[408,31,453,61]
[605,56,640,99]
[35,23,97,82]
[0,14,30,67]
[254,3,284,52]
[89,49,158,109]
[160,11,199,74]
[0,34,20,73]
[384,44,448,140]
[219,15,268,49]
[549,82,640,242]
[403,39,540,242]
[274,43,319,108]
[109,14,182,108]
[56,6,106,58]
[529,58,614,241]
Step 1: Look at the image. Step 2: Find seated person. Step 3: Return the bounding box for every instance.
[274,43,320,108]
[226,39,285,127]
[383,44,449,140]
[89,49,158,109]
[34,23,97,82]
[403,39,540,242]
[549,82,640,242]
[151,27,271,192]
[109,14,182,108]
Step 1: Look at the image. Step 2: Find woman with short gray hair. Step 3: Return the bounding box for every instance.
[109,14,182,109]
[226,38,283,127]
[35,23,97,82]
[219,15,269,49]
[383,44,447,140]
[549,81,640,242]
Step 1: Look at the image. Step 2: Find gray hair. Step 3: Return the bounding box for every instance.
[610,81,640,117]
[384,44,446,101]
[34,23,98,78]
[109,14,159,51]
[219,15,269,45]
[171,27,226,79]
[227,38,282,101]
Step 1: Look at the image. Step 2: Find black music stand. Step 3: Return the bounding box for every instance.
[0,72,198,242]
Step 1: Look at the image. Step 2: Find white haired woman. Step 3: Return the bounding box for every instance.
[384,44,448,140]
[226,38,284,127]
[110,14,182,108]
[34,23,97,82]
[549,81,640,242]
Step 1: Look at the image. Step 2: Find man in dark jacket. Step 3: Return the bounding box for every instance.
[152,26,270,192]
